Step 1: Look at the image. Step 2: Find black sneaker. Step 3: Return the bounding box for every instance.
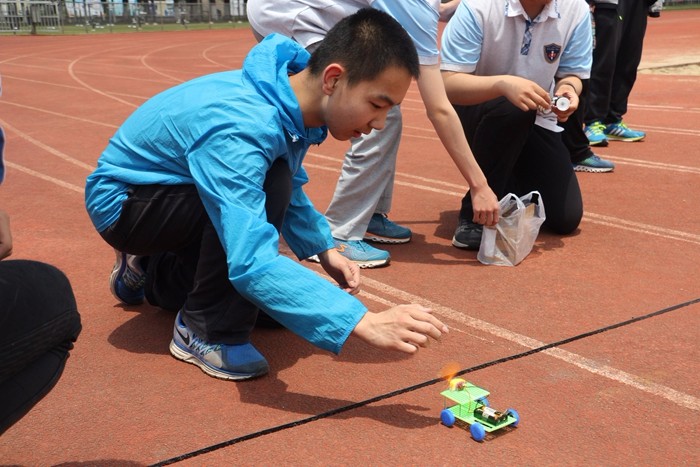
[452,219,483,250]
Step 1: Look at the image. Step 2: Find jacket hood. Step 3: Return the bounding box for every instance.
[242,34,326,145]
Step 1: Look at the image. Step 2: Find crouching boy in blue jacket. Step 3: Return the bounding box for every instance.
[85,9,448,381]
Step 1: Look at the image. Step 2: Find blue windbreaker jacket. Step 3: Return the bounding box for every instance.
[85,34,367,353]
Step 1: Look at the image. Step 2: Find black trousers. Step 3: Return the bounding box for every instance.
[561,79,595,164]
[454,97,583,235]
[99,159,293,344]
[0,260,82,435]
[586,1,648,125]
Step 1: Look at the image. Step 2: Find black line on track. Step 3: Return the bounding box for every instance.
[151,297,699,465]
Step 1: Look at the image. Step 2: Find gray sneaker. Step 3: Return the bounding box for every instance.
[452,219,483,250]
[364,213,412,244]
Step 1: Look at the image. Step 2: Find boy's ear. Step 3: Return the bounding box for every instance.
[322,63,345,95]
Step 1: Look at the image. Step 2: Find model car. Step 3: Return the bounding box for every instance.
[440,378,519,441]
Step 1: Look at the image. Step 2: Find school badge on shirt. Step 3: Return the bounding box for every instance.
[543,43,562,63]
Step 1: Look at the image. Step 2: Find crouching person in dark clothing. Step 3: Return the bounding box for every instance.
[0,210,82,435]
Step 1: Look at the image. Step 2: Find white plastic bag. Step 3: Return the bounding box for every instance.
[477,191,546,267]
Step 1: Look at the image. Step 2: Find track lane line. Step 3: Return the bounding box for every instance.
[4,161,84,194]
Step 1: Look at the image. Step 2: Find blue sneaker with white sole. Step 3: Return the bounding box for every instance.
[604,121,646,142]
[306,238,390,268]
[584,121,609,146]
[573,154,615,173]
[169,311,269,381]
[333,239,390,268]
[109,250,147,305]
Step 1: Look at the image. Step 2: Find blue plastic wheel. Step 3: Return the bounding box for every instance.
[477,397,490,407]
[440,409,456,427]
[470,422,486,441]
[507,408,520,427]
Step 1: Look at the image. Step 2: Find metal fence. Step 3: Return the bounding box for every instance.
[0,0,248,34]
[1,1,61,33]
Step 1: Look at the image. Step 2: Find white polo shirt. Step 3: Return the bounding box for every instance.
[247,0,441,65]
[440,0,592,129]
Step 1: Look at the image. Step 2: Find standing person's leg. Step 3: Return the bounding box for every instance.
[514,127,583,235]
[451,97,535,249]
[284,35,405,268]
[324,105,406,267]
[563,79,594,163]
[604,0,647,141]
[326,106,402,241]
[564,80,615,173]
[0,260,82,435]
[584,5,622,146]
[365,117,407,245]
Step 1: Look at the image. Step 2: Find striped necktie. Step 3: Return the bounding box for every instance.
[520,19,534,55]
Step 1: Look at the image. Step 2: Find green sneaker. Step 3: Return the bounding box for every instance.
[604,121,646,142]
[584,121,609,146]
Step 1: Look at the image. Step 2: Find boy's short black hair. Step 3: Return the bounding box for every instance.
[308,8,420,85]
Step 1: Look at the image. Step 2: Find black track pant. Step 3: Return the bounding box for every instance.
[99,159,292,345]
[586,1,648,125]
[454,97,583,235]
[0,260,82,435]
[562,79,595,164]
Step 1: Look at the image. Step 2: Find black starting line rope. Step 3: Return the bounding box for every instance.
[152,297,699,466]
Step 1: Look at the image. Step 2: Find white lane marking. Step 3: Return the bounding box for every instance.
[0,118,97,171]
[0,102,120,129]
[68,50,142,108]
[360,277,700,411]
[4,161,84,194]
[601,155,700,174]
[583,212,700,245]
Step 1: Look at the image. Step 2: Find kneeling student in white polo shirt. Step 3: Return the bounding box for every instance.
[441,0,591,250]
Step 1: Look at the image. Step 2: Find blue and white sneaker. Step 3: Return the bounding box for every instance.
[364,213,412,244]
[169,311,269,381]
[109,250,146,305]
[604,121,646,142]
[573,154,615,173]
[333,239,390,268]
[584,121,609,146]
[307,239,390,268]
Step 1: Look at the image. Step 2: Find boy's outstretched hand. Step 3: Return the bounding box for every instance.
[317,247,361,295]
[352,305,449,353]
